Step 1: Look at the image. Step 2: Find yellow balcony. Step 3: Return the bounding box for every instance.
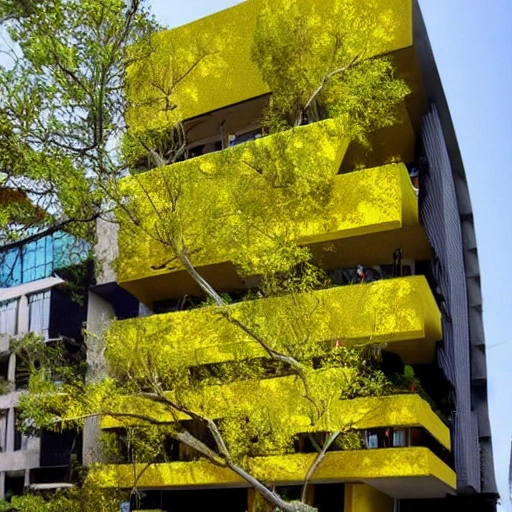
[92,447,455,499]
[106,276,442,383]
[102,392,450,456]
[117,121,431,305]
[126,0,413,130]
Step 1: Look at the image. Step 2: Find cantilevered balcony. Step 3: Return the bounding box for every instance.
[127,0,414,127]
[95,395,454,499]
[126,0,427,174]
[94,448,455,499]
[102,388,450,451]
[117,119,431,306]
[106,276,441,377]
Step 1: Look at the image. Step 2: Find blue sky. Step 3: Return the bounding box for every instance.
[149,0,512,508]
[416,1,512,510]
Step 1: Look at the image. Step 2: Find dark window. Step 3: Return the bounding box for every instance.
[13,409,23,451]
[0,354,10,382]
[135,488,248,512]
[0,409,7,452]
[4,473,24,499]
[314,483,345,512]
[40,429,81,467]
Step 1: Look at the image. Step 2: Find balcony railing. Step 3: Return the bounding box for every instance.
[106,276,441,384]
[117,120,430,305]
[93,446,455,499]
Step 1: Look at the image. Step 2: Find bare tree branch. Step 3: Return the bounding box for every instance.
[301,430,342,503]
[295,56,360,126]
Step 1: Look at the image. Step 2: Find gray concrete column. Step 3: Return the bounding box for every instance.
[0,471,5,499]
[82,292,115,465]
[17,296,29,336]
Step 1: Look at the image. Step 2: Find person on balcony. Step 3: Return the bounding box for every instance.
[356,265,381,283]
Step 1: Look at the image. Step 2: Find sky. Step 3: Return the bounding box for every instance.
[148,0,512,508]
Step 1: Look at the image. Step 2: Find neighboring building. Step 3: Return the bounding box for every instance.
[0,233,89,498]
[87,0,498,511]
[0,231,89,288]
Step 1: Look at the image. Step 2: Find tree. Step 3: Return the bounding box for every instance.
[0,0,158,245]
[251,0,409,135]
[121,19,228,172]
[16,129,415,511]
[0,480,122,512]
[18,305,395,512]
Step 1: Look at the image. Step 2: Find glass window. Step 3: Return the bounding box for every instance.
[0,299,18,335]
[365,431,379,448]
[0,249,22,287]
[22,236,53,283]
[28,291,51,339]
[1,232,90,286]
[393,428,408,447]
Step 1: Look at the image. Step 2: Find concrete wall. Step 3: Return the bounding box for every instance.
[82,291,116,465]
[94,217,119,285]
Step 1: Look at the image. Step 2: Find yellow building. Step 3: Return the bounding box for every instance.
[87,1,497,511]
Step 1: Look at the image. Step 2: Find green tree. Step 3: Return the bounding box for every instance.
[16,137,410,511]
[0,0,157,246]
[251,0,409,135]
[0,481,122,511]
[18,311,392,512]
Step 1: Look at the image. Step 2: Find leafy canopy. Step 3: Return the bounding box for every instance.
[0,0,157,242]
[251,0,409,135]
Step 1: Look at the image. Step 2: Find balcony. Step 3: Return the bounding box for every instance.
[127,0,414,129]
[97,392,453,499]
[117,120,430,306]
[102,391,450,457]
[125,0,428,180]
[93,446,454,499]
[106,276,441,384]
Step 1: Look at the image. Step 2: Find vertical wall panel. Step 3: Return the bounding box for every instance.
[421,105,480,492]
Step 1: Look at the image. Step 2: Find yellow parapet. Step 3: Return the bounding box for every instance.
[117,118,348,300]
[102,393,450,453]
[92,447,455,499]
[106,276,441,382]
[126,0,413,131]
[117,124,431,304]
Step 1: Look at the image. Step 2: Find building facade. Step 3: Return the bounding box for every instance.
[86,0,497,511]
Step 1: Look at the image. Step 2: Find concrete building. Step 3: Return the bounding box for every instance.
[86,0,498,510]
[0,233,89,498]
